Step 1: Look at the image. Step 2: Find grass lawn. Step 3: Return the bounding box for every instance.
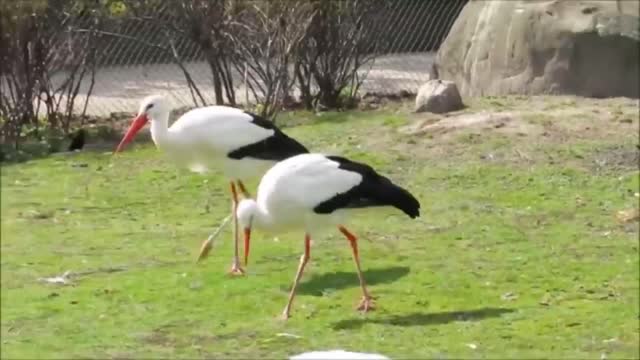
[1,96,639,359]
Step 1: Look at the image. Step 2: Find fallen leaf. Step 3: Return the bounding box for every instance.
[38,271,72,285]
[616,208,639,223]
[465,343,478,350]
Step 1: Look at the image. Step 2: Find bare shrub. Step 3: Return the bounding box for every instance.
[295,0,387,110]
[0,0,99,148]
[169,0,239,106]
[227,1,314,119]
[117,0,240,106]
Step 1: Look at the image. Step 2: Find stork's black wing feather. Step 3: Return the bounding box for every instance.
[227,112,308,161]
[313,156,420,218]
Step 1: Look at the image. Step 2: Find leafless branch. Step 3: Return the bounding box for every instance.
[227,0,314,119]
[296,0,386,109]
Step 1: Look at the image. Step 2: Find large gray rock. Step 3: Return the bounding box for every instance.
[415,80,464,113]
[435,0,640,98]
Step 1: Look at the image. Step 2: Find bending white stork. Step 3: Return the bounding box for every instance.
[236,153,420,319]
[114,95,308,275]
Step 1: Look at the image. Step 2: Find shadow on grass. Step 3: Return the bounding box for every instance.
[332,307,515,330]
[289,266,410,296]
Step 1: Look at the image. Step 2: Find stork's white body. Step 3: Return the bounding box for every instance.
[290,350,390,360]
[243,154,363,233]
[239,153,421,234]
[236,153,420,318]
[116,95,308,274]
[151,105,276,179]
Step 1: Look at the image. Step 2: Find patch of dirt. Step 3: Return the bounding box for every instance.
[140,329,175,347]
[590,144,640,173]
[401,111,543,138]
[393,96,640,167]
[402,97,638,139]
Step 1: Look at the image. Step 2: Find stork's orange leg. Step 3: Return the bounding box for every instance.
[196,182,244,277]
[281,234,311,320]
[236,180,251,199]
[338,226,375,312]
[228,182,245,276]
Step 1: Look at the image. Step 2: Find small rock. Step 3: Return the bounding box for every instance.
[415,80,464,114]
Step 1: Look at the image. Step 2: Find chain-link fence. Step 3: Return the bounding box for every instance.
[2,0,467,120]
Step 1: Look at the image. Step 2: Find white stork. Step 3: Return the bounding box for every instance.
[114,95,308,275]
[236,153,420,319]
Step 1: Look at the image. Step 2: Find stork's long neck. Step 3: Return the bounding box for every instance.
[149,112,171,149]
[252,204,276,231]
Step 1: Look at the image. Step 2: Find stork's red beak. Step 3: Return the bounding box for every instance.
[243,227,251,266]
[115,114,148,153]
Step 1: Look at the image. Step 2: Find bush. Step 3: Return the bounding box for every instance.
[0,0,100,148]
[295,0,387,110]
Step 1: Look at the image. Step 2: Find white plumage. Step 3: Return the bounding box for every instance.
[135,96,277,178]
[236,153,420,319]
[115,95,308,274]
[241,153,363,232]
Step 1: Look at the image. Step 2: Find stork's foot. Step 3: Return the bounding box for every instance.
[227,262,245,276]
[280,310,291,321]
[357,295,375,312]
[196,239,213,263]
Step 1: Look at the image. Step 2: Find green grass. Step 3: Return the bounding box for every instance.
[2,101,639,359]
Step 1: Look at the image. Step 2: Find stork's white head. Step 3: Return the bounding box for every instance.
[115,95,171,153]
[236,198,259,266]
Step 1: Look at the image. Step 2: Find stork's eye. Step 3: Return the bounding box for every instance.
[145,103,154,111]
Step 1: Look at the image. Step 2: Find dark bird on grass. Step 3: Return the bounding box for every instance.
[68,129,87,151]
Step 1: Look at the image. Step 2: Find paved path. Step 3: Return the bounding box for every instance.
[53,52,435,116]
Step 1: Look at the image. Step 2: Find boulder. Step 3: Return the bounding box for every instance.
[435,0,640,98]
[415,80,464,113]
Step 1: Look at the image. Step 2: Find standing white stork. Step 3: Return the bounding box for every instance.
[236,153,420,319]
[114,95,308,275]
